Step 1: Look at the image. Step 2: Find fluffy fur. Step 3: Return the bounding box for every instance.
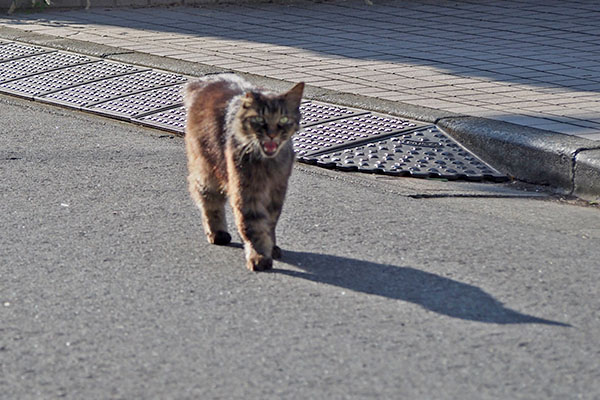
[184,74,304,271]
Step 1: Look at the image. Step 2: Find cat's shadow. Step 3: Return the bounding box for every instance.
[264,248,570,326]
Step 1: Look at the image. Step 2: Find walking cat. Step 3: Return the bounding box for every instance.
[183,74,304,271]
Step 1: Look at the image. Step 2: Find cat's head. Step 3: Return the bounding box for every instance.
[238,82,304,158]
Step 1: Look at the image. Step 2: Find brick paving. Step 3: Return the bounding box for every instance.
[1,0,599,140]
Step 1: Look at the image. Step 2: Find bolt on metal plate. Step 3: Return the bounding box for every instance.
[87,83,186,120]
[0,52,94,84]
[299,125,507,181]
[300,101,369,127]
[0,42,52,62]
[133,105,186,134]
[294,111,427,157]
[39,70,187,109]
[0,60,143,99]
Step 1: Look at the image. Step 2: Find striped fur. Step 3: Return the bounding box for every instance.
[184,74,304,271]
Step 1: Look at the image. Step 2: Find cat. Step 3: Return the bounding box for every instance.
[183,74,304,271]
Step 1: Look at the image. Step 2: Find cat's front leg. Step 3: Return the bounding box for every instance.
[231,201,275,271]
[245,245,273,271]
[241,212,275,271]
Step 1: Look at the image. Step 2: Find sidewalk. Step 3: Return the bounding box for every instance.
[1,0,599,198]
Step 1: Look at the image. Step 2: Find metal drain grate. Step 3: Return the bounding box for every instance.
[294,112,426,157]
[40,70,187,108]
[300,101,369,127]
[299,125,506,181]
[0,42,51,62]
[0,52,94,84]
[0,41,507,182]
[134,105,187,134]
[87,83,185,120]
[0,60,143,99]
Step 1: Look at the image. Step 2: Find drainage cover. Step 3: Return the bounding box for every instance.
[0,52,93,84]
[0,60,143,99]
[299,125,506,181]
[40,70,187,108]
[0,41,507,182]
[300,101,369,126]
[0,42,51,62]
[294,112,426,157]
[134,105,187,134]
[87,83,186,120]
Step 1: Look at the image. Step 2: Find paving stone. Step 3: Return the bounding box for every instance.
[1,0,598,140]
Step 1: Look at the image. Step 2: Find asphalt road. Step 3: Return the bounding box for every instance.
[1,94,599,399]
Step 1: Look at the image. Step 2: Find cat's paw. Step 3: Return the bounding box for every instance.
[209,230,231,246]
[246,254,273,272]
[272,245,282,260]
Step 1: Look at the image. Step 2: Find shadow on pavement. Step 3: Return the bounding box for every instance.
[275,250,570,327]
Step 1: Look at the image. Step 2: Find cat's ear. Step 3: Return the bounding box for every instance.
[242,92,255,109]
[243,91,264,109]
[284,82,304,109]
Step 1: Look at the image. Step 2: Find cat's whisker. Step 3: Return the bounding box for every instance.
[184,74,304,271]
[240,140,260,161]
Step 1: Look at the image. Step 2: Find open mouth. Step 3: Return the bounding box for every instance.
[262,140,279,156]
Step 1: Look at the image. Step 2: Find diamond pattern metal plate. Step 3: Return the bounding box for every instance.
[0,61,143,99]
[0,41,507,182]
[0,42,52,62]
[299,125,506,181]
[134,106,187,134]
[40,70,187,108]
[87,83,185,120]
[300,101,368,127]
[294,113,425,157]
[0,52,93,83]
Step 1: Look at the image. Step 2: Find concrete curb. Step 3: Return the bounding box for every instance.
[575,149,600,201]
[2,25,599,200]
[437,117,600,199]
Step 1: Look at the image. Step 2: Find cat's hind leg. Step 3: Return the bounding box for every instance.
[272,245,282,260]
[268,216,282,260]
[267,184,287,260]
[188,176,231,246]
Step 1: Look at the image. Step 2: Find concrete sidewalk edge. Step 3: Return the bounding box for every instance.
[574,149,600,201]
[437,117,600,200]
[2,25,600,200]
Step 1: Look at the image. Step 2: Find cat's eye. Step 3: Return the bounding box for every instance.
[250,116,264,124]
[279,116,289,124]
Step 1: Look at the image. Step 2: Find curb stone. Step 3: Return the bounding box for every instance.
[574,149,600,201]
[1,26,599,200]
[437,117,600,200]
